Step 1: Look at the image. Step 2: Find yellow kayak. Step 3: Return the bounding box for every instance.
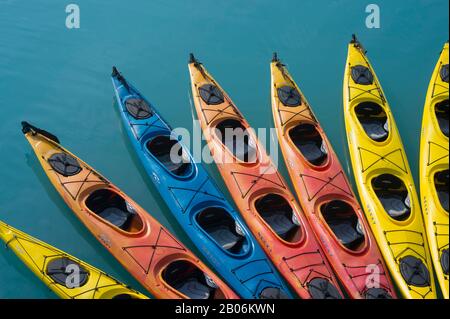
[343,35,436,299]
[419,42,449,298]
[0,221,148,299]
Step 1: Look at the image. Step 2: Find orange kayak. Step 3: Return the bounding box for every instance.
[270,54,396,299]
[188,55,343,299]
[22,122,239,300]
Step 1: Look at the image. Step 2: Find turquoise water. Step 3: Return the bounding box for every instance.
[0,0,448,298]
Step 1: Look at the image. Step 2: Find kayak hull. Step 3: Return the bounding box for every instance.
[0,221,148,299]
[270,58,397,299]
[22,123,239,299]
[111,69,293,299]
[419,43,449,298]
[189,58,344,299]
[343,38,437,299]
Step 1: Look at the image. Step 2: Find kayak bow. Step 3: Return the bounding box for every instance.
[343,35,436,299]
[111,67,293,299]
[419,42,449,298]
[188,55,344,299]
[270,54,396,299]
[22,122,239,299]
[0,221,148,299]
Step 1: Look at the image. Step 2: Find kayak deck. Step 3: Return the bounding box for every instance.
[419,42,449,298]
[343,36,437,299]
[270,55,396,299]
[0,221,148,299]
[189,55,344,299]
[111,67,293,299]
[22,122,239,300]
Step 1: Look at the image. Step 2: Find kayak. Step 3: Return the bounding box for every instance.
[270,54,396,299]
[0,221,148,299]
[21,122,239,300]
[343,35,436,299]
[188,55,344,299]
[419,42,449,298]
[111,67,293,299]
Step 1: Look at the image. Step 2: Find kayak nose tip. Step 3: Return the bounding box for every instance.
[20,122,61,143]
[21,121,33,134]
[272,52,279,62]
[189,53,196,64]
[112,66,119,77]
[351,34,358,44]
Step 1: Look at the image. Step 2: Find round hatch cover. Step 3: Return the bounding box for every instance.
[48,153,82,177]
[351,65,374,85]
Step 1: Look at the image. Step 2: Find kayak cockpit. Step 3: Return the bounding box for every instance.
[435,170,449,213]
[146,136,193,177]
[46,257,89,288]
[289,124,328,166]
[435,99,449,138]
[196,208,248,255]
[85,189,144,232]
[254,194,302,243]
[162,260,223,299]
[355,102,389,142]
[372,174,412,221]
[320,200,366,251]
[215,119,257,163]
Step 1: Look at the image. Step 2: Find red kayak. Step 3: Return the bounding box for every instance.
[270,54,397,299]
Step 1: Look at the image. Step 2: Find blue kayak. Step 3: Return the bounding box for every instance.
[111,67,293,299]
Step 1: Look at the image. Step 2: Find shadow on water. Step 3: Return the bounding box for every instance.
[111,98,206,262]
[24,151,151,297]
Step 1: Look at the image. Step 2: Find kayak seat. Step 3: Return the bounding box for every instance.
[199,84,225,105]
[176,279,211,299]
[372,174,411,221]
[147,136,192,177]
[377,193,411,219]
[196,208,246,254]
[162,260,216,299]
[215,119,257,163]
[321,200,365,251]
[255,194,301,243]
[289,124,328,166]
[208,226,241,251]
[97,207,132,229]
[327,220,364,249]
[277,86,302,107]
[86,189,140,231]
[125,97,153,120]
[355,102,389,142]
[351,65,374,85]
[263,213,298,239]
[435,99,449,138]
[435,170,449,212]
